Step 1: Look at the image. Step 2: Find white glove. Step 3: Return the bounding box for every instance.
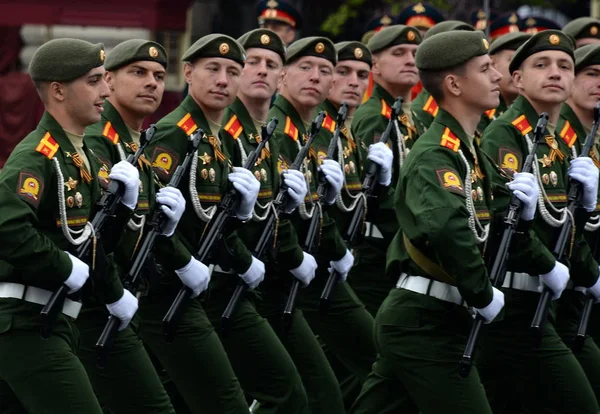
[64,252,90,293]
[328,249,354,282]
[175,257,210,298]
[506,172,539,221]
[320,159,344,204]
[569,157,599,212]
[539,261,570,300]
[282,169,308,213]
[290,252,318,287]
[108,161,140,210]
[239,256,265,289]
[474,287,505,323]
[229,167,260,221]
[367,142,393,186]
[156,187,186,237]
[587,270,600,303]
[106,290,138,330]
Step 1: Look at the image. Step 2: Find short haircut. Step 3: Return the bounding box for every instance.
[419,63,467,104]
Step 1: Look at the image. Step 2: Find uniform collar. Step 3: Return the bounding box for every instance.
[371,83,396,107]
[434,108,476,152]
[102,100,134,145]
[38,112,84,163]
[559,102,586,137]
[181,94,213,135]
[229,97,260,138]
[512,95,549,134]
[273,94,308,135]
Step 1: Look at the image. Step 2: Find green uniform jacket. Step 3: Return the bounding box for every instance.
[0,112,127,304]
[410,88,437,134]
[269,95,347,264]
[480,95,599,287]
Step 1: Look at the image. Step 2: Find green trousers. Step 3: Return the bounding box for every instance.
[350,289,493,414]
[348,247,393,317]
[0,301,103,413]
[204,271,310,414]
[77,307,175,413]
[478,288,599,414]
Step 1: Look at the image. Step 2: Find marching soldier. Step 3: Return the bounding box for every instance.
[145,34,262,413]
[0,39,138,413]
[349,25,422,316]
[479,30,600,413]
[256,0,302,46]
[563,17,600,48]
[395,2,444,36]
[520,16,561,34]
[488,12,521,42]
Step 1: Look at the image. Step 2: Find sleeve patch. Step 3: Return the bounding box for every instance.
[436,168,465,196]
[498,147,521,176]
[17,170,44,207]
[151,147,179,182]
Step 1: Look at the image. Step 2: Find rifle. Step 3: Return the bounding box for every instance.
[458,113,548,378]
[95,131,201,368]
[40,125,156,339]
[571,101,600,352]
[531,103,600,348]
[281,111,327,326]
[221,117,320,332]
[319,98,403,313]
[162,119,276,342]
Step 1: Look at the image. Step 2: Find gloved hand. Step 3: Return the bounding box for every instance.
[290,252,318,287]
[367,142,393,186]
[106,290,138,330]
[282,169,308,213]
[539,261,570,300]
[108,161,140,210]
[239,256,265,289]
[157,187,186,237]
[474,287,505,323]
[320,159,344,204]
[328,249,354,282]
[64,251,90,294]
[506,172,539,221]
[569,157,599,212]
[175,257,210,298]
[228,167,260,221]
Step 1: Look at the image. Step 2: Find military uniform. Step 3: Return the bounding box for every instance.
[563,17,600,48]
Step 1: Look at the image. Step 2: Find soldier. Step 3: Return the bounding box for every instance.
[210,28,311,413]
[554,43,600,400]
[479,30,600,413]
[488,12,521,42]
[349,25,422,316]
[563,17,600,48]
[395,2,444,36]
[0,38,139,413]
[361,15,394,103]
[256,0,302,46]
[520,15,561,34]
[469,8,497,32]
[351,29,508,414]
[145,34,262,413]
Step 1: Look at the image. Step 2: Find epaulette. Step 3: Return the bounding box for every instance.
[559,120,577,148]
[423,95,439,117]
[484,108,496,120]
[322,113,336,133]
[101,121,120,145]
[176,113,198,136]
[511,114,533,135]
[380,99,391,119]
[440,127,460,152]
[284,116,299,141]
[35,132,60,159]
[224,114,243,139]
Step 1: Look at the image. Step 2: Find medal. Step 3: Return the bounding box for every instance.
[542,173,550,185]
[201,169,208,180]
[550,171,558,187]
[209,168,216,183]
[66,196,74,208]
[74,192,83,208]
[260,168,267,182]
[64,177,78,191]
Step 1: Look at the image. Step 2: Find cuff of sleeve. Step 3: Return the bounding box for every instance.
[56,251,73,284]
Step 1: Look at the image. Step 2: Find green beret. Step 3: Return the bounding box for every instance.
[104,39,168,71]
[335,41,372,67]
[237,29,286,63]
[574,43,600,72]
[509,29,575,74]
[424,20,475,39]
[182,34,245,66]
[563,17,600,41]
[416,30,490,71]
[489,32,532,55]
[29,38,105,82]
[361,30,376,45]
[286,36,336,66]
[368,25,422,54]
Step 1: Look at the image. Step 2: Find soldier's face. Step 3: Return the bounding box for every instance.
[456,54,502,111]
[281,56,333,108]
[372,44,419,88]
[513,50,574,105]
[491,49,519,99]
[63,67,110,129]
[239,48,283,100]
[106,61,166,118]
[184,57,242,111]
[329,60,371,109]
[571,64,600,111]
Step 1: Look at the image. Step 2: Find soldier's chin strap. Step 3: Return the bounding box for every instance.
[402,233,456,286]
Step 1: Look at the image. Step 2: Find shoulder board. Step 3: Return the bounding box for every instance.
[101,121,120,145]
[380,99,391,120]
[284,116,299,141]
[423,95,439,117]
[35,132,60,159]
[484,108,496,120]
[176,113,198,136]
[511,114,533,135]
[558,120,577,148]
[440,127,460,152]
[322,113,336,133]
[224,115,243,139]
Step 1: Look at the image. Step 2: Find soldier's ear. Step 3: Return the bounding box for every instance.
[104,71,116,92]
[512,70,523,91]
[444,73,461,98]
[183,62,194,85]
[49,81,66,102]
[371,55,381,76]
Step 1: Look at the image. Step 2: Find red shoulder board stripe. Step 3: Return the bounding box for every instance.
[224,115,243,139]
[485,108,496,120]
[511,114,533,135]
[559,120,577,148]
[35,132,60,159]
[322,113,336,133]
[176,113,198,136]
[423,95,439,117]
[380,99,392,120]
[101,121,120,145]
[440,127,460,152]
[284,117,299,141]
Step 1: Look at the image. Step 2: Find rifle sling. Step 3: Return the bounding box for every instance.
[402,233,457,286]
